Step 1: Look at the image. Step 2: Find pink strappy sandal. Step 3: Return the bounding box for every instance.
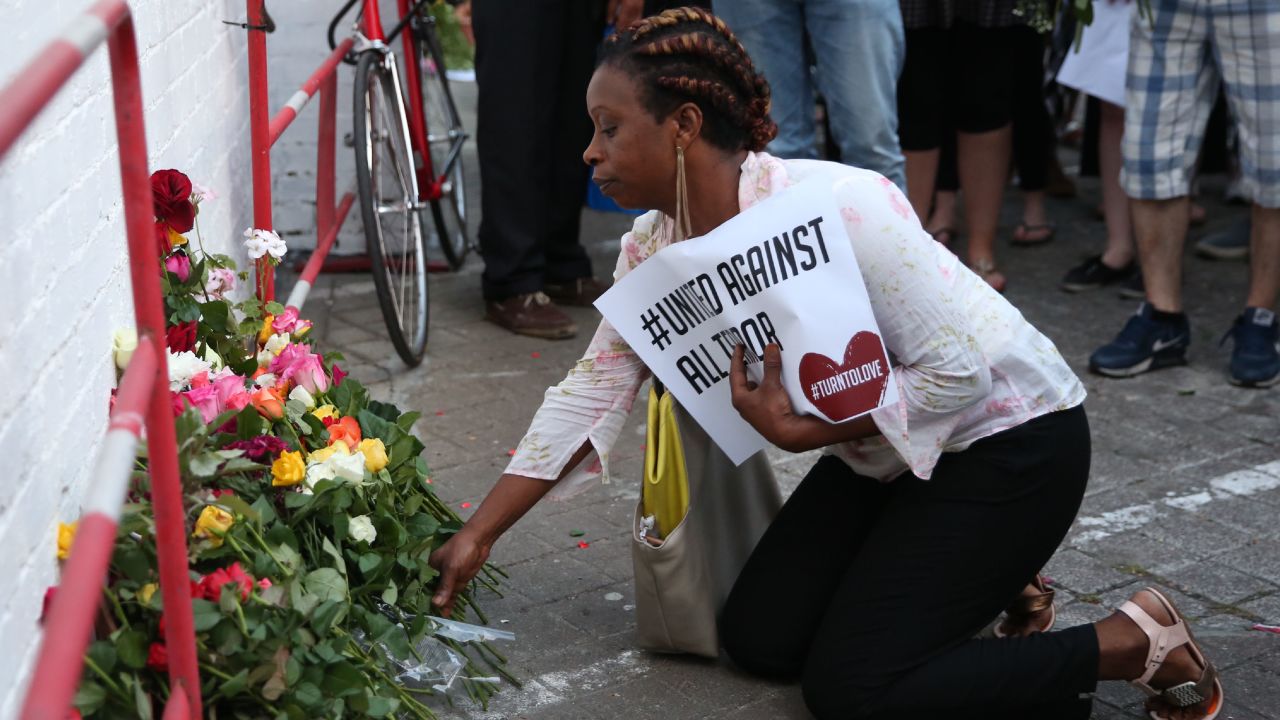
[1118,588,1224,720]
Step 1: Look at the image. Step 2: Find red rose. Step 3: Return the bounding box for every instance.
[146,642,168,672]
[155,220,172,257]
[151,169,195,234]
[166,321,197,353]
[196,562,255,603]
[331,363,347,387]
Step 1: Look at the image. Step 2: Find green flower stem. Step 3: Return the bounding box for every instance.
[200,663,281,716]
[83,655,128,699]
[242,520,293,577]
[224,534,256,569]
[341,638,437,720]
[103,586,131,629]
[279,417,308,454]
[234,602,250,636]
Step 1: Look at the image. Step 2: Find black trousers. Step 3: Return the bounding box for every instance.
[472,0,601,301]
[721,406,1097,720]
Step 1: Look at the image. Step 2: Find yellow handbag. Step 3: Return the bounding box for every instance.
[642,380,689,541]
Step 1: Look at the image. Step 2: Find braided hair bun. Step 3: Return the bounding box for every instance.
[600,7,777,153]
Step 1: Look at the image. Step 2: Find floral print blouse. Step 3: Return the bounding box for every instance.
[508,152,1086,500]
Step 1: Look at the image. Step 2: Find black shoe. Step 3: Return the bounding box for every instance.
[544,277,610,307]
[1224,307,1280,387]
[1118,271,1145,299]
[1060,255,1136,293]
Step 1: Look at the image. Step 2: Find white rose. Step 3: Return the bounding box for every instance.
[289,385,315,410]
[167,350,213,391]
[254,372,278,388]
[113,327,137,370]
[305,449,367,489]
[348,515,377,545]
[264,333,291,356]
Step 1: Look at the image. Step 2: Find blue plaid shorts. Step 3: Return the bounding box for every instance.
[1121,0,1280,207]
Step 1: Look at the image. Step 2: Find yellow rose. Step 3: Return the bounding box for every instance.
[138,583,158,604]
[168,227,188,247]
[56,521,78,560]
[312,405,339,421]
[258,315,274,345]
[307,444,348,464]
[112,328,137,370]
[359,438,389,473]
[193,505,235,547]
[271,450,306,487]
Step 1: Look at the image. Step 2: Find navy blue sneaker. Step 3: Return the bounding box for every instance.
[1224,307,1280,387]
[1089,303,1190,377]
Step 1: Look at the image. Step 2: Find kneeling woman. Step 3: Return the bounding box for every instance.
[429,8,1224,720]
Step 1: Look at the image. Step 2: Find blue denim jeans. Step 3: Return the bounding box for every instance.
[713,0,906,190]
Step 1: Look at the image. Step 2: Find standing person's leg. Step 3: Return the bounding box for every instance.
[954,22,1016,292]
[897,28,948,218]
[1062,100,1140,291]
[805,0,907,189]
[473,0,580,338]
[1010,26,1055,246]
[1212,0,1280,387]
[712,0,813,159]
[1093,1,1215,376]
[799,407,1095,719]
[542,2,606,306]
[928,132,959,246]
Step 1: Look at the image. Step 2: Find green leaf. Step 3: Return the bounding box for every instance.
[365,400,401,422]
[321,536,347,576]
[405,513,440,538]
[133,676,154,720]
[86,640,117,675]
[220,668,250,697]
[381,580,398,606]
[192,598,224,631]
[72,681,107,715]
[189,451,222,478]
[236,406,267,440]
[293,682,323,708]
[199,300,231,333]
[250,495,279,525]
[215,493,260,523]
[358,553,382,575]
[305,568,347,602]
[117,546,152,582]
[115,629,149,669]
[310,600,347,635]
[265,301,286,315]
[364,695,397,717]
[356,409,398,444]
[323,661,365,697]
[395,411,421,430]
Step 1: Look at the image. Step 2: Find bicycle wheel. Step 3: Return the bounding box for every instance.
[412,16,470,270]
[353,50,429,367]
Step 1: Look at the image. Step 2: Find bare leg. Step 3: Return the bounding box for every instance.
[1246,204,1280,309]
[904,148,940,219]
[958,124,1013,285]
[1132,197,1190,312]
[1099,101,1135,268]
[927,189,958,241]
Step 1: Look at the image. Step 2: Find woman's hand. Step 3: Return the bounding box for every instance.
[428,529,491,618]
[729,343,816,452]
[729,343,881,452]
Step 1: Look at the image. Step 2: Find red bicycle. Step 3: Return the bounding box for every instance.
[328,0,470,365]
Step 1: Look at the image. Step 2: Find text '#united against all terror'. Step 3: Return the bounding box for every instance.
[638,216,833,395]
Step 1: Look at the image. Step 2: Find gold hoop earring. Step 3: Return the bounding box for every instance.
[674,145,693,242]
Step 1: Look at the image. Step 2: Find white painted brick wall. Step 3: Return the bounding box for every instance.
[0,0,363,712]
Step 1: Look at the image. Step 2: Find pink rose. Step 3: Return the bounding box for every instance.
[181,384,220,424]
[205,268,237,299]
[165,254,191,282]
[271,307,301,335]
[290,354,330,394]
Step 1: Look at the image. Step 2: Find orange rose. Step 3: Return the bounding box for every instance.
[251,386,285,420]
[327,415,362,450]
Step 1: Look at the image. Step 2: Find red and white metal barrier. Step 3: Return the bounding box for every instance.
[0,2,201,717]
[246,0,356,309]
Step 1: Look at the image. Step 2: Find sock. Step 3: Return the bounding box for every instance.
[1151,308,1186,324]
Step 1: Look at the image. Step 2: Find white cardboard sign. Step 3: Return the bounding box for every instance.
[594,178,898,464]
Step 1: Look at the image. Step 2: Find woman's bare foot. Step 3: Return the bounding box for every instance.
[996,581,1055,637]
[1096,589,1221,720]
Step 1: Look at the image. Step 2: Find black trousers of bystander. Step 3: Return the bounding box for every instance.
[721,405,1096,720]
[472,0,602,302]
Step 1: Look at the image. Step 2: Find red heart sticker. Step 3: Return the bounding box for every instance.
[798,332,891,421]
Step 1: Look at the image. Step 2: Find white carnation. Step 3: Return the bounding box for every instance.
[168,350,213,391]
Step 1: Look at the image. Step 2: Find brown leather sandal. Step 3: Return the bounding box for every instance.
[994,574,1056,638]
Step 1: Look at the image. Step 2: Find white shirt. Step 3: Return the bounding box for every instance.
[506,152,1086,499]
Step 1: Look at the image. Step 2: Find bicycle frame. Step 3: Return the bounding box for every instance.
[359,0,460,207]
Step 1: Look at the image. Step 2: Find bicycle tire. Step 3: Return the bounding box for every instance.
[353,50,429,367]
[412,18,470,270]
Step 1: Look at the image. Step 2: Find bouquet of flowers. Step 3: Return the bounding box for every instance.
[1015,0,1153,37]
[65,170,511,719]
